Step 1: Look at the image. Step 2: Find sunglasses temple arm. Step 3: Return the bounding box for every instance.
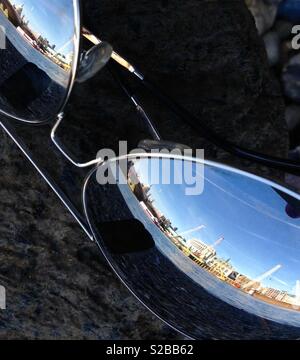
[137,77,300,175]
[82,28,137,75]
[50,114,104,168]
[83,29,300,174]
[0,120,94,241]
[131,96,161,141]
[107,64,161,141]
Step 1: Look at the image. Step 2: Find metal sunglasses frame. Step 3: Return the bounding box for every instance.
[0,0,81,125]
[0,0,300,239]
[0,0,300,339]
[0,0,299,173]
[82,152,300,340]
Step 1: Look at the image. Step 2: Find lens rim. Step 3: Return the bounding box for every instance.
[82,153,300,339]
[0,0,82,124]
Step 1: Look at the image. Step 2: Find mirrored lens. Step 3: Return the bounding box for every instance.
[0,0,79,123]
[84,155,300,339]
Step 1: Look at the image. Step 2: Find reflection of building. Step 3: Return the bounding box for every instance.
[128,164,151,201]
[188,239,216,261]
[282,294,298,306]
[128,164,174,231]
[261,288,287,302]
[207,258,234,280]
[242,265,282,292]
[234,274,252,288]
[128,165,140,192]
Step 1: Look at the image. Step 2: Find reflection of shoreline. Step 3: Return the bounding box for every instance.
[118,179,300,327]
[169,235,300,311]
[127,166,300,310]
[0,11,69,87]
[0,1,72,71]
[253,292,300,311]
[125,162,300,327]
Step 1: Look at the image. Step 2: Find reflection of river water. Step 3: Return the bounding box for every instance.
[118,182,300,328]
[0,12,69,87]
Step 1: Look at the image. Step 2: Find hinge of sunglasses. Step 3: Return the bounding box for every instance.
[82,27,144,80]
[51,113,104,168]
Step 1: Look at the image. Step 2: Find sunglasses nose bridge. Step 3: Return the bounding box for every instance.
[50,113,104,168]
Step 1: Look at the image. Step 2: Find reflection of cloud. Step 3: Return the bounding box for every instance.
[236,226,295,254]
[287,257,300,267]
[33,1,74,33]
[180,225,205,236]
[205,176,300,230]
[13,0,75,50]
[235,226,300,281]
[237,228,268,242]
[273,276,289,287]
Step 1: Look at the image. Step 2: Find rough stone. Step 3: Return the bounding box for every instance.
[273,20,294,40]
[278,0,300,23]
[263,31,281,66]
[285,105,300,131]
[246,0,283,35]
[282,54,300,103]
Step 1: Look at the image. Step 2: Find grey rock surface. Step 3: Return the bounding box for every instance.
[285,105,300,131]
[0,133,180,340]
[263,31,281,66]
[283,54,300,103]
[0,0,288,339]
[246,0,283,35]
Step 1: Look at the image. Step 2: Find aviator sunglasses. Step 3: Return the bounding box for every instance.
[1,0,300,340]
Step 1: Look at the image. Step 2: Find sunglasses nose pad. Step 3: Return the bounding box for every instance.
[138,139,191,153]
[76,42,113,83]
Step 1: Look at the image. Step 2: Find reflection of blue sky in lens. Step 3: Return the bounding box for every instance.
[10,0,74,55]
[136,159,300,294]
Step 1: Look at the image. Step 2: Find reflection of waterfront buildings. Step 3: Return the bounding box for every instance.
[260,288,287,302]
[128,165,173,231]
[127,162,300,311]
[232,274,249,287]
[188,238,216,262]
[187,239,234,281]
[0,2,72,70]
[175,236,300,309]
[207,258,234,281]
[254,288,300,310]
